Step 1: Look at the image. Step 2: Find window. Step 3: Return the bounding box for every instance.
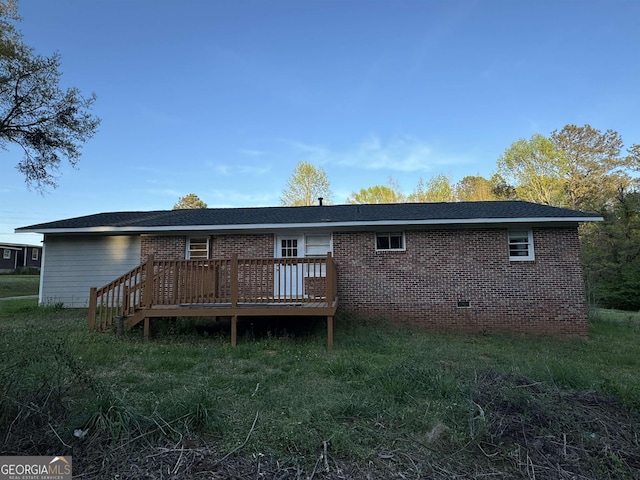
[187,237,209,259]
[508,230,534,261]
[304,234,332,257]
[280,238,298,258]
[2,249,10,260]
[31,249,39,261]
[376,232,405,251]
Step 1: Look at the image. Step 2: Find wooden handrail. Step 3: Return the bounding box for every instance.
[88,259,149,331]
[88,253,337,331]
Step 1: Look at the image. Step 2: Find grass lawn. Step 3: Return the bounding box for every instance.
[0,299,638,479]
[0,274,39,298]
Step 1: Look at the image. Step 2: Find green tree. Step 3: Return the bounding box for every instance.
[280,161,331,206]
[550,124,639,212]
[173,193,207,209]
[488,173,517,200]
[496,125,640,310]
[0,0,100,190]
[497,134,568,206]
[408,175,455,202]
[581,189,640,310]
[347,177,405,204]
[455,175,497,201]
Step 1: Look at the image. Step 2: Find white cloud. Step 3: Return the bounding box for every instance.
[286,135,465,173]
[210,163,271,176]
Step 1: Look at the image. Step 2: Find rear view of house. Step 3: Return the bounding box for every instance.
[17,201,601,339]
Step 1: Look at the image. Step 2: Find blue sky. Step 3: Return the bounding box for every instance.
[2,0,639,245]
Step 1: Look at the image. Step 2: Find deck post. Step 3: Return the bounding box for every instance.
[231,315,238,346]
[143,317,150,341]
[143,254,155,308]
[327,315,334,350]
[122,285,130,316]
[88,287,97,331]
[231,253,238,307]
[326,252,335,306]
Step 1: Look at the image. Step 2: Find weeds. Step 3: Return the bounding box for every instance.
[0,300,639,478]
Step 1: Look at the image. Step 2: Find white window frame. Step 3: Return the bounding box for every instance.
[186,237,209,259]
[375,232,406,252]
[31,249,39,261]
[304,234,333,258]
[2,249,10,260]
[508,229,535,261]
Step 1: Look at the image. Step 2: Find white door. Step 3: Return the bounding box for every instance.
[275,235,304,299]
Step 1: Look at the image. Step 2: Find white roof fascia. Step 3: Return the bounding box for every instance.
[18,215,604,234]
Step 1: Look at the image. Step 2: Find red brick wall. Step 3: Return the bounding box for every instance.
[141,234,274,261]
[141,236,186,261]
[333,227,588,336]
[209,234,273,258]
[139,228,588,336]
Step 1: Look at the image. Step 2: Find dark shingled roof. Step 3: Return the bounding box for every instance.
[16,201,602,233]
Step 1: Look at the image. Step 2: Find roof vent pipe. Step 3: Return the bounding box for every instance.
[318,197,323,206]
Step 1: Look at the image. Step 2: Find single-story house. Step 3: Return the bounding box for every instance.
[16,201,602,340]
[0,242,42,273]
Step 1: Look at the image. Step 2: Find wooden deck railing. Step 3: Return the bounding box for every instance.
[88,253,337,331]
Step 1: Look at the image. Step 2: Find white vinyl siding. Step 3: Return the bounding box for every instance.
[40,235,141,307]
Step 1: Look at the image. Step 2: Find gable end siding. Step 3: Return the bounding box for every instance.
[42,235,141,307]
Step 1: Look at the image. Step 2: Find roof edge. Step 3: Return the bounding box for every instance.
[16,215,604,234]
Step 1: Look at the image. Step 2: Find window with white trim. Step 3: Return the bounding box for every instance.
[376,232,405,251]
[187,237,209,259]
[2,249,10,260]
[304,234,332,257]
[508,230,534,261]
[31,249,39,261]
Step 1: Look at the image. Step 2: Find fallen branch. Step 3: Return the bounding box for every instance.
[48,422,71,448]
[213,411,259,466]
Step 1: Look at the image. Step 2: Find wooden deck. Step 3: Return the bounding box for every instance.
[88,253,338,348]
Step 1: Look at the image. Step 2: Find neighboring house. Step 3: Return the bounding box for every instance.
[0,243,42,273]
[16,201,602,338]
